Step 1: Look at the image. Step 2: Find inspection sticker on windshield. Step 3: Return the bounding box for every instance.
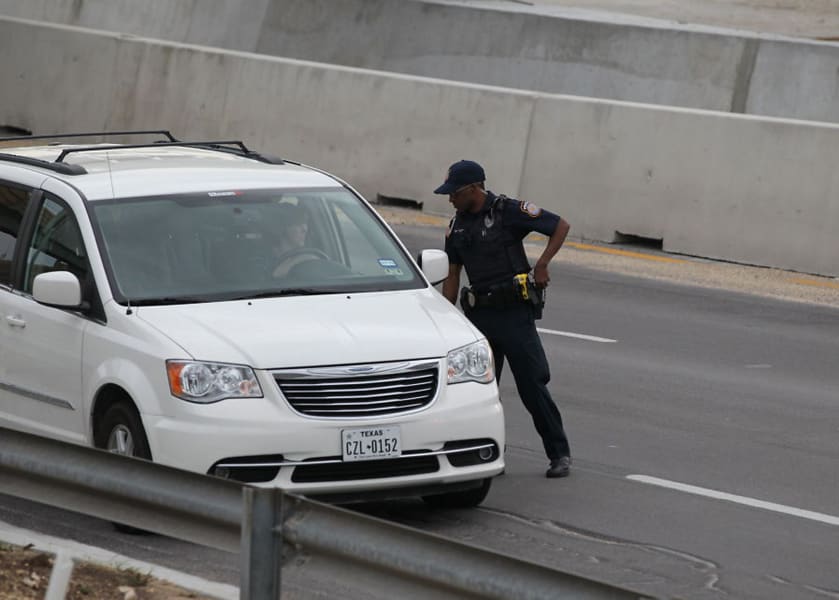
[207,190,242,197]
[378,258,403,275]
[342,426,401,462]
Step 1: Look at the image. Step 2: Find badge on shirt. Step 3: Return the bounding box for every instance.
[519,200,542,217]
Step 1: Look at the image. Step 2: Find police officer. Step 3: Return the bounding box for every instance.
[435,160,572,478]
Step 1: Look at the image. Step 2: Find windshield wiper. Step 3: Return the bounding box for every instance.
[127,296,214,306]
[231,288,343,300]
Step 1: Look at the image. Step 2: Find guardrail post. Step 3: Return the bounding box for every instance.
[240,487,284,600]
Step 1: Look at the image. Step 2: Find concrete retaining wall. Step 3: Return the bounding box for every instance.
[0,0,273,50]
[520,99,839,275]
[1,17,837,276]
[2,0,839,123]
[0,16,534,224]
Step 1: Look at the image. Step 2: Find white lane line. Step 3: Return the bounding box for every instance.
[628,475,839,527]
[537,328,617,343]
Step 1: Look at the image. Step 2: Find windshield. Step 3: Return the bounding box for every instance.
[90,188,423,304]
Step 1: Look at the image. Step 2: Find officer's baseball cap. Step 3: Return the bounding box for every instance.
[433,160,485,195]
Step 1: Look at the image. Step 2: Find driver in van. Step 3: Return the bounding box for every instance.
[271,202,318,277]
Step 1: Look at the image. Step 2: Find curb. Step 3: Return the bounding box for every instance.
[0,519,238,600]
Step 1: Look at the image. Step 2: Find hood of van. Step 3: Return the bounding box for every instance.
[135,289,479,369]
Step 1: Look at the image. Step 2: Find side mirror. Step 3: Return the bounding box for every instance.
[418,249,448,286]
[33,271,83,308]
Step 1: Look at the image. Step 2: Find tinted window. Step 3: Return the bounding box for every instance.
[0,184,30,285]
[24,196,89,293]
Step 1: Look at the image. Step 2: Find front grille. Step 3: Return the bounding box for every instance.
[275,366,438,418]
[291,454,439,483]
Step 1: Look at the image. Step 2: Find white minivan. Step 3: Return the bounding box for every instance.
[0,133,504,507]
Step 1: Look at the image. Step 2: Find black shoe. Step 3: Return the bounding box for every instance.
[546,456,571,478]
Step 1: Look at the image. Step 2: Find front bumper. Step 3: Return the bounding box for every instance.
[143,369,505,496]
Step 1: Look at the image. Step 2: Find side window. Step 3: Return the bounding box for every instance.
[23,196,89,294]
[0,183,31,285]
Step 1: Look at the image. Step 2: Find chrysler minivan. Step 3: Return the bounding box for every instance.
[0,132,504,507]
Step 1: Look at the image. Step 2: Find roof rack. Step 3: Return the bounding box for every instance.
[0,152,87,175]
[53,140,283,165]
[0,130,177,143]
[0,137,284,176]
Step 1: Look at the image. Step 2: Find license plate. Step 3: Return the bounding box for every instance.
[341,426,401,462]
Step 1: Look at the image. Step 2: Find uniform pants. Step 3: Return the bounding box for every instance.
[466,303,571,460]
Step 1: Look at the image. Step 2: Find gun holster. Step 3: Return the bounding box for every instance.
[515,273,545,319]
[459,286,477,312]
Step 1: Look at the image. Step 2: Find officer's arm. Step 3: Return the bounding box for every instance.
[533,217,570,287]
[442,263,462,305]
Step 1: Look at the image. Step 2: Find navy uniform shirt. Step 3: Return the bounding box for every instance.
[445,191,560,292]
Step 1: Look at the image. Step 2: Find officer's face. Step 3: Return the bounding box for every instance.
[449,183,480,212]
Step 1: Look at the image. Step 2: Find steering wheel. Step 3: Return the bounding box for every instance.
[278,247,330,263]
[272,247,331,278]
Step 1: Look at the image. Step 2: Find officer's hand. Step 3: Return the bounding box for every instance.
[533,263,550,288]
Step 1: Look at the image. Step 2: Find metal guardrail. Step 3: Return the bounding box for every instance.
[0,427,647,599]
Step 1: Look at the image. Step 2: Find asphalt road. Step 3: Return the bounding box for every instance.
[2,222,838,599]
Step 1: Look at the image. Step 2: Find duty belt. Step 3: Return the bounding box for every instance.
[460,274,546,318]
[460,283,520,311]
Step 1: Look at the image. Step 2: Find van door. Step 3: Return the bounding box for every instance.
[0,179,38,421]
[1,193,88,444]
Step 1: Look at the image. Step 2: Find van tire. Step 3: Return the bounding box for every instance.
[421,478,492,509]
[94,401,152,534]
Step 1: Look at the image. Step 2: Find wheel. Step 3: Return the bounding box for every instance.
[94,401,152,534]
[96,401,151,460]
[422,478,492,509]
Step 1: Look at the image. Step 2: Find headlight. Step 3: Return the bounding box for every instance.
[447,340,494,384]
[166,360,263,403]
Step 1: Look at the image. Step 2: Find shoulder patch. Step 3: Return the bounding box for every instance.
[446,216,456,238]
[519,200,542,218]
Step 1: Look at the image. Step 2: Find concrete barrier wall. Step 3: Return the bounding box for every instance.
[0,0,272,51]
[2,0,839,124]
[747,40,839,123]
[520,99,839,275]
[1,17,837,276]
[0,17,534,221]
[256,0,747,113]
